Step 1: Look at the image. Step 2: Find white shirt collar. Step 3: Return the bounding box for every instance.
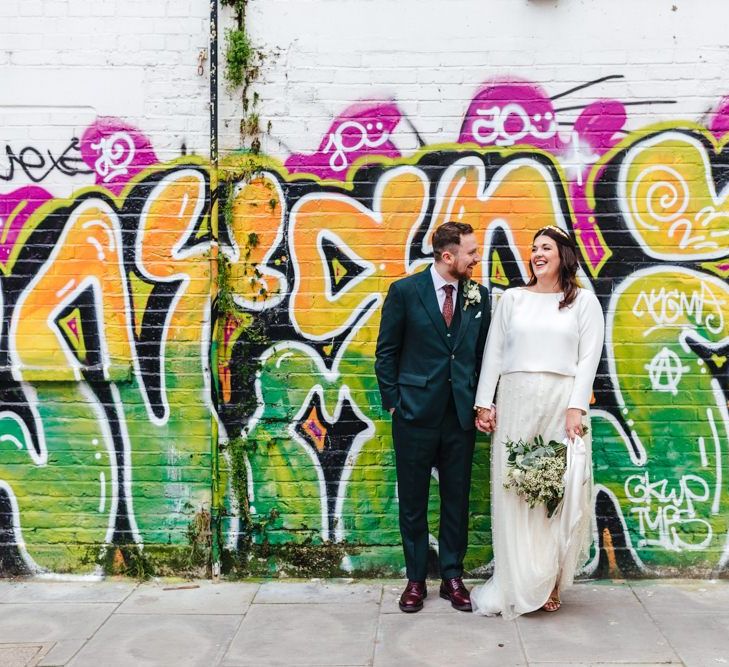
[430,263,459,292]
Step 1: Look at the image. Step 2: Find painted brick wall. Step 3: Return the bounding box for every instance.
[1,0,728,578]
[0,0,214,574]
[225,0,729,577]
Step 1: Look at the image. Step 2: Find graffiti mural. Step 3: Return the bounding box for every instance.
[0,117,213,573]
[0,76,728,577]
[222,76,728,576]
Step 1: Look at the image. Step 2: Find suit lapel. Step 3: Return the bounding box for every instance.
[453,281,474,351]
[415,268,449,347]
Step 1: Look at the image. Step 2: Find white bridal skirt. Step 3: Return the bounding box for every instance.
[471,372,593,620]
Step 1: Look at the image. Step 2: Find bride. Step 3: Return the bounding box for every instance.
[472,225,604,618]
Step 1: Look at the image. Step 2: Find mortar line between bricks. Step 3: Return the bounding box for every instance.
[210,584,260,667]
[626,582,686,667]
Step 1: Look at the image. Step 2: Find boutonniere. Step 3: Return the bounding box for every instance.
[462,280,481,310]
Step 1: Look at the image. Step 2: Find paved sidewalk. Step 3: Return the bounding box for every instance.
[0,578,726,666]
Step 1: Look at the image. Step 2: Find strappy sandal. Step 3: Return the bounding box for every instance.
[542,595,561,612]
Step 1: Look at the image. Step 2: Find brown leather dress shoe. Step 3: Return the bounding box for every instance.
[399,580,427,613]
[440,577,472,612]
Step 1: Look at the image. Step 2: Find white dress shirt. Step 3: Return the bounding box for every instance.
[430,264,459,312]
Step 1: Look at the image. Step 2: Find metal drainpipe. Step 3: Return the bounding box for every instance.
[209,0,222,582]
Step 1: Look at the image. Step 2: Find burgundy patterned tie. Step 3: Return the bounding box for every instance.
[442,284,454,328]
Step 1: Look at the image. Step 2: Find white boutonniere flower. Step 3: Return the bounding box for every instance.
[462,280,481,310]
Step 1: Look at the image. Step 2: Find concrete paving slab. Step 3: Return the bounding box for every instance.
[380,581,466,614]
[67,614,241,667]
[0,644,48,667]
[223,603,379,666]
[516,583,680,664]
[645,611,729,667]
[631,579,729,616]
[0,577,725,666]
[0,604,115,643]
[37,640,86,667]
[254,580,381,605]
[117,581,258,615]
[374,610,524,667]
[0,582,16,602]
[2,581,136,604]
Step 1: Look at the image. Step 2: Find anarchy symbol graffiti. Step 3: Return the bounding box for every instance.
[644,346,691,395]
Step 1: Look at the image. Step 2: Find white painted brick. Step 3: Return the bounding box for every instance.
[166,0,196,18]
[10,49,60,66]
[166,33,193,52]
[59,50,107,66]
[96,1,117,16]
[3,16,50,34]
[68,0,94,17]
[18,0,43,17]
[118,1,167,18]
[0,0,19,16]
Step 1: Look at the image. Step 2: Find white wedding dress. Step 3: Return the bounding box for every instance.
[470,372,593,619]
[470,288,604,619]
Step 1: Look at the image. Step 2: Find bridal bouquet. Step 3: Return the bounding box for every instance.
[502,429,586,517]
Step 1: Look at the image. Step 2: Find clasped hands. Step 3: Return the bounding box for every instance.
[474,405,496,433]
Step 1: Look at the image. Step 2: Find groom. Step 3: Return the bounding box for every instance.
[375,221,491,613]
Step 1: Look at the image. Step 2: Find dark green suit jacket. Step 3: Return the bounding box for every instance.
[375,267,491,431]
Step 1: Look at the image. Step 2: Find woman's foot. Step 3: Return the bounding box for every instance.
[542,586,561,612]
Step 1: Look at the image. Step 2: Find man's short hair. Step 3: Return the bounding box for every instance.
[433,222,474,261]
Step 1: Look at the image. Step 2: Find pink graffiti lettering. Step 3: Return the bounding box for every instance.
[707,95,729,140]
[459,78,629,275]
[80,117,158,195]
[0,186,53,271]
[285,101,402,180]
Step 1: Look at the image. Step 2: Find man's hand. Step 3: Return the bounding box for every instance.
[566,407,584,440]
[389,408,395,415]
[475,405,496,433]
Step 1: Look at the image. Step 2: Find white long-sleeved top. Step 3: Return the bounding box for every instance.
[474,287,605,413]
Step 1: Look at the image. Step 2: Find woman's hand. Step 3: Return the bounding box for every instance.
[566,408,584,440]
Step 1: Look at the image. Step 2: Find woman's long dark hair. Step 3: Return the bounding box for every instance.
[526,226,580,309]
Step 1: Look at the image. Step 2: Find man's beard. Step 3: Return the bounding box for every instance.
[452,264,474,281]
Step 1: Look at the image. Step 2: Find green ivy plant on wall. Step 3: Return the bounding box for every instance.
[222,0,263,151]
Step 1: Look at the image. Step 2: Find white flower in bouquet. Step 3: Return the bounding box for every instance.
[502,429,586,517]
